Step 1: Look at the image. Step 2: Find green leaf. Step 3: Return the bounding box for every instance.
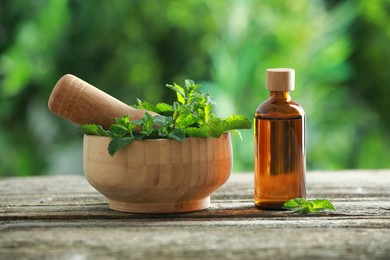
[115,115,130,125]
[282,198,307,209]
[176,112,198,128]
[204,104,212,123]
[172,101,181,112]
[156,102,173,115]
[283,198,336,214]
[135,99,159,113]
[184,126,212,138]
[229,129,243,140]
[206,116,225,138]
[110,124,129,138]
[153,114,173,127]
[167,128,186,142]
[184,79,196,89]
[310,199,336,211]
[140,112,154,136]
[108,137,133,156]
[79,124,109,136]
[223,115,252,131]
[166,83,186,104]
[111,115,138,136]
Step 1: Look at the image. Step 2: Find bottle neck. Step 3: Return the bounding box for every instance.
[269,91,291,101]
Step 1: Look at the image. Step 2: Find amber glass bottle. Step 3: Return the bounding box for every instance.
[254,68,306,209]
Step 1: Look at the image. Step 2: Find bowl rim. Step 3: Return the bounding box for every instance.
[83,132,231,143]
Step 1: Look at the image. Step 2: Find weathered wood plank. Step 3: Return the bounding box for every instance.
[1,171,389,205]
[1,171,389,219]
[1,226,389,259]
[1,170,390,259]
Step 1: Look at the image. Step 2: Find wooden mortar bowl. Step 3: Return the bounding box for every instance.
[83,133,232,213]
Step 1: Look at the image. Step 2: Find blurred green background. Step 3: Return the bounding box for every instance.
[1,0,390,177]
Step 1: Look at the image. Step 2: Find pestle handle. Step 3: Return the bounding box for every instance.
[48,74,153,129]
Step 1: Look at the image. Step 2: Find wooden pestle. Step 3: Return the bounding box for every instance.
[48,74,155,129]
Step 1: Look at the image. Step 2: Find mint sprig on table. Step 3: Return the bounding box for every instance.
[80,79,251,155]
[283,198,336,214]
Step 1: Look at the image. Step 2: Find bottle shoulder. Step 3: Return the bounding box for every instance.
[255,97,305,119]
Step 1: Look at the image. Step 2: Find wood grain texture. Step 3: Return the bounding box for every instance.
[83,133,232,213]
[48,74,154,129]
[1,170,390,259]
[266,68,295,91]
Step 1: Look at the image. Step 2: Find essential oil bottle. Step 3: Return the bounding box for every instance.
[254,68,306,209]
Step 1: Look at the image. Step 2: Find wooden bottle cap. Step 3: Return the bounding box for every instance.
[266,68,295,91]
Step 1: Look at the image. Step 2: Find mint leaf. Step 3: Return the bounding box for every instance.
[184,115,251,139]
[108,137,133,155]
[204,104,212,123]
[184,79,198,91]
[223,115,252,131]
[140,112,154,136]
[79,124,110,136]
[166,83,186,104]
[184,126,212,138]
[206,117,225,138]
[115,115,130,125]
[153,114,173,128]
[135,99,159,113]
[111,115,139,137]
[229,129,243,140]
[283,198,307,208]
[152,115,173,137]
[167,128,186,142]
[283,198,336,214]
[110,124,129,137]
[156,102,174,115]
[310,199,336,211]
[176,112,198,128]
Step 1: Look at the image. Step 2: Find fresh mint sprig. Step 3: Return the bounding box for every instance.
[283,198,336,214]
[79,79,251,155]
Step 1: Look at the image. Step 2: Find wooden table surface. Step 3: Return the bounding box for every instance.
[1,170,389,259]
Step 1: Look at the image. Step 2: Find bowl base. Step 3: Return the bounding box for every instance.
[108,197,211,213]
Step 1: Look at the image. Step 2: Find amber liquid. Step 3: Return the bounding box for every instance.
[254,116,306,209]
